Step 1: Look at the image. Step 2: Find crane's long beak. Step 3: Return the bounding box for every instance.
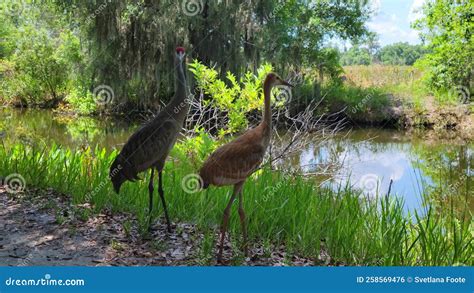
[281,80,294,87]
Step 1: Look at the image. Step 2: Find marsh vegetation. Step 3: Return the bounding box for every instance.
[0,0,472,266]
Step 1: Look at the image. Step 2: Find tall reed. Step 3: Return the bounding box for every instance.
[0,143,471,265]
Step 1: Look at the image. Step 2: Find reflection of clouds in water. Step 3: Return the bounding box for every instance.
[335,147,408,185]
[299,147,314,171]
[467,148,473,158]
[280,133,461,215]
[299,144,330,173]
[374,152,406,181]
[466,148,473,176]
[315,142,425,212]
[358,173,380,197]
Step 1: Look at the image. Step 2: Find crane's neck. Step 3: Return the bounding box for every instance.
[172,58,187,104]
[261,75,273,129]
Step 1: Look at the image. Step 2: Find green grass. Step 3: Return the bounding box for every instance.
[341,65,471,110]
[323,84,390,117]
[335,65,428,118]
[0,143,472,266]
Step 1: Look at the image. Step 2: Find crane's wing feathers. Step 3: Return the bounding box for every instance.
[117,117,180,176]
[200,138,265,185]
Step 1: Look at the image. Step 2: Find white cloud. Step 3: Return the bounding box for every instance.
[367,19,420,44]
[370,0,382,14]
[408,0,426,23]
[367,1,422,45]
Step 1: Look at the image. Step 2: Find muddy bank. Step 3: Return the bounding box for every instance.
[0,186,330,266]
[402,103,473,139]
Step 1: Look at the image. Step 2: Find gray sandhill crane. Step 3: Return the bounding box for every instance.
[198,73,293,262]
[110,47,189,232]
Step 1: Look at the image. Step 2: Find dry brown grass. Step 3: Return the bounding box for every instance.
[343,65,423,88]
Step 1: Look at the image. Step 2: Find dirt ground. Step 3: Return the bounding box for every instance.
[0,186,325,266]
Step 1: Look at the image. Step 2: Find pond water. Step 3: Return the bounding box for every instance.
[295,130,473,214]
[1,108,472,214]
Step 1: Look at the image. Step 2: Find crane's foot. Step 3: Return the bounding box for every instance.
[216,244,225,264]
[216,253,224,264]
[241,244,249,257]
[163,215,172,233]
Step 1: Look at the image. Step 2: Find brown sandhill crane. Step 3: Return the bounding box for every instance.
[199,73,293,262]
[110,47,189,232]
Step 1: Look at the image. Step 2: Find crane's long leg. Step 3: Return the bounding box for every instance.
[238,186,248,256]
[148,168,155,229]
[158,170,172,233]
[217,182,243,263]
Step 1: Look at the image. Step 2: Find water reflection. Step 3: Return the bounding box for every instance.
[1,108,137,150]
[295,129,472,214]
[1,108,472,215]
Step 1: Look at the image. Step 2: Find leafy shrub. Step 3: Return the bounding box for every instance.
[413,0,473,93]
[190,60,273,136]
[65,87,97,115]
[0,2,82,106]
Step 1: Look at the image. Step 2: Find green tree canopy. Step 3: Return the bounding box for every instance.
[413,0,473,91]
[340,46,372,65]
[377,42,428,66]
[53,0,373,107]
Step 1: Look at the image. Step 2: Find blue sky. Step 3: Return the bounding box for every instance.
[367,0,425,46]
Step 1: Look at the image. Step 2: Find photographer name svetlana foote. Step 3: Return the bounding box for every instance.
[414,276,466,283]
